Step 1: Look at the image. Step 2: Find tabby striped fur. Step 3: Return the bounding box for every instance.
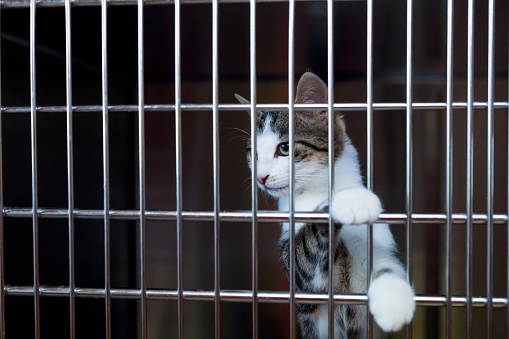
[237,72,415,338]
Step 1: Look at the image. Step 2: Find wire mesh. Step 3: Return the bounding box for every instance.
[0,0,508,338]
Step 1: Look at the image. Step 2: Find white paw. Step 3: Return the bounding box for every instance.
[368,274,416,332]
[331,187,382,225]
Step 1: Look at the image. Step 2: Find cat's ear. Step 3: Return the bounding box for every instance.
[294,72,328,125]
[235,94,254,116]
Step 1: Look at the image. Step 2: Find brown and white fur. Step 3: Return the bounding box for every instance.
[236,72,415,338]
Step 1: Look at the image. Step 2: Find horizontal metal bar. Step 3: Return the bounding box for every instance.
[0,0,372,7]
[3,207,508,225]
[2,102,509,114]
[4,285,508,308]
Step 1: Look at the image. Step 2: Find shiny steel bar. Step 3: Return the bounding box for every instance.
[100,0,111,337]
[0,4,4,338]
[405,0,413,338]
[211,0,220,336]
[365,0,373,225]
[2,0,371,7]
[3,101,509,114]
[3,208,508,225]
[445,0,454,337]
[485,0,495,336]
[466,0,474,336]
[326,0,334,335]
[366,0,374,337]
[64,0,75,337]
[137,0,147,337]
[249,0,258,336]
[405,0,413,337]
[174,0,184,337]
[29,0,40,337]
[287,0,296,336]
[3,285,508,308]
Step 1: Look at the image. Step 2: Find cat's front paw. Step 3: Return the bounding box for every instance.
[331,187,382,225]
[368,274,415,332]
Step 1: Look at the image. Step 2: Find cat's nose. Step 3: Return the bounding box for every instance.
[257,175,269,186]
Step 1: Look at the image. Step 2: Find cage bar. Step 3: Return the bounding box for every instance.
[3,101,509,115]
[507,23,509,338]
[0,3,4,338]
[486,0,495,337]
[0,0,508,337]
[29,0,41,337]
[287,0,296,336]
[137,1,147,337]
[2,286,507,307]
[64,0,76,337]
[466,0,475,336]
[445,0,454,337]
[211,0,221,336]
[174,0,184,337]
[326,0,335,336]
[4,208,509,225]
[366,0,375,337]
[366,0,374,336]
[405,1,413,336]
[2,0,363,7]
[101,0,112,337]
[507,18,509,339]
[249,0,259,336]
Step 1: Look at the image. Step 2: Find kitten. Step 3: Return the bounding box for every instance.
[236,72,415,338]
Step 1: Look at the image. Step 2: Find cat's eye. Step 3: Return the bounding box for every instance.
[277,142,290,156]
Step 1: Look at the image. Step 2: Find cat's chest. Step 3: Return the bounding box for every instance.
[279,192,328,233]
[279,192,327,211]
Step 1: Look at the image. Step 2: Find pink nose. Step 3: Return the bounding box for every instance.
[257,175,269,186]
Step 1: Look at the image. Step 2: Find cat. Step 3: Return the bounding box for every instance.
[236,72,415,338]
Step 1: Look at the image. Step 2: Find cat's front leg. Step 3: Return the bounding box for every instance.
[331,187,382,225]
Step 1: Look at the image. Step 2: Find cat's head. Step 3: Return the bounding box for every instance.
[236,72,346,198]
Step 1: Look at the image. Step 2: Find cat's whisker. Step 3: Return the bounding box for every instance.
[223,127,251,148]
[240,176,254,197]
[223,126,251,139]
[224,136,250,148]
[227,126,251,137]
[242,183,253,198]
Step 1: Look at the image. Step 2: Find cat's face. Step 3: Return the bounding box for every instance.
[242,72,346,198]
[248,111,330,197]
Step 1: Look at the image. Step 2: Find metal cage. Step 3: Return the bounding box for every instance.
[0,0,508,338]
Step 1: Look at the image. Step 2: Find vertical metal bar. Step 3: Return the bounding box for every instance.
[174,0,184,336]
[101,0,111,337]
[211,0,220,336]
[29,0,40,337]
[405,0,413,337]
[249,0,258,337]
[326,0,335,337]
[366,0,374,337]
[465,0,475,336]
[486,0,495,337]
[287,0,296,337]
[365,0,373,189]
[64,0,75,337]
[137,0,147,338]
[0,3,4,338]
[445,0,454,337]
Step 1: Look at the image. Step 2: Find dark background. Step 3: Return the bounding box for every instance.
[1,0,508,338]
